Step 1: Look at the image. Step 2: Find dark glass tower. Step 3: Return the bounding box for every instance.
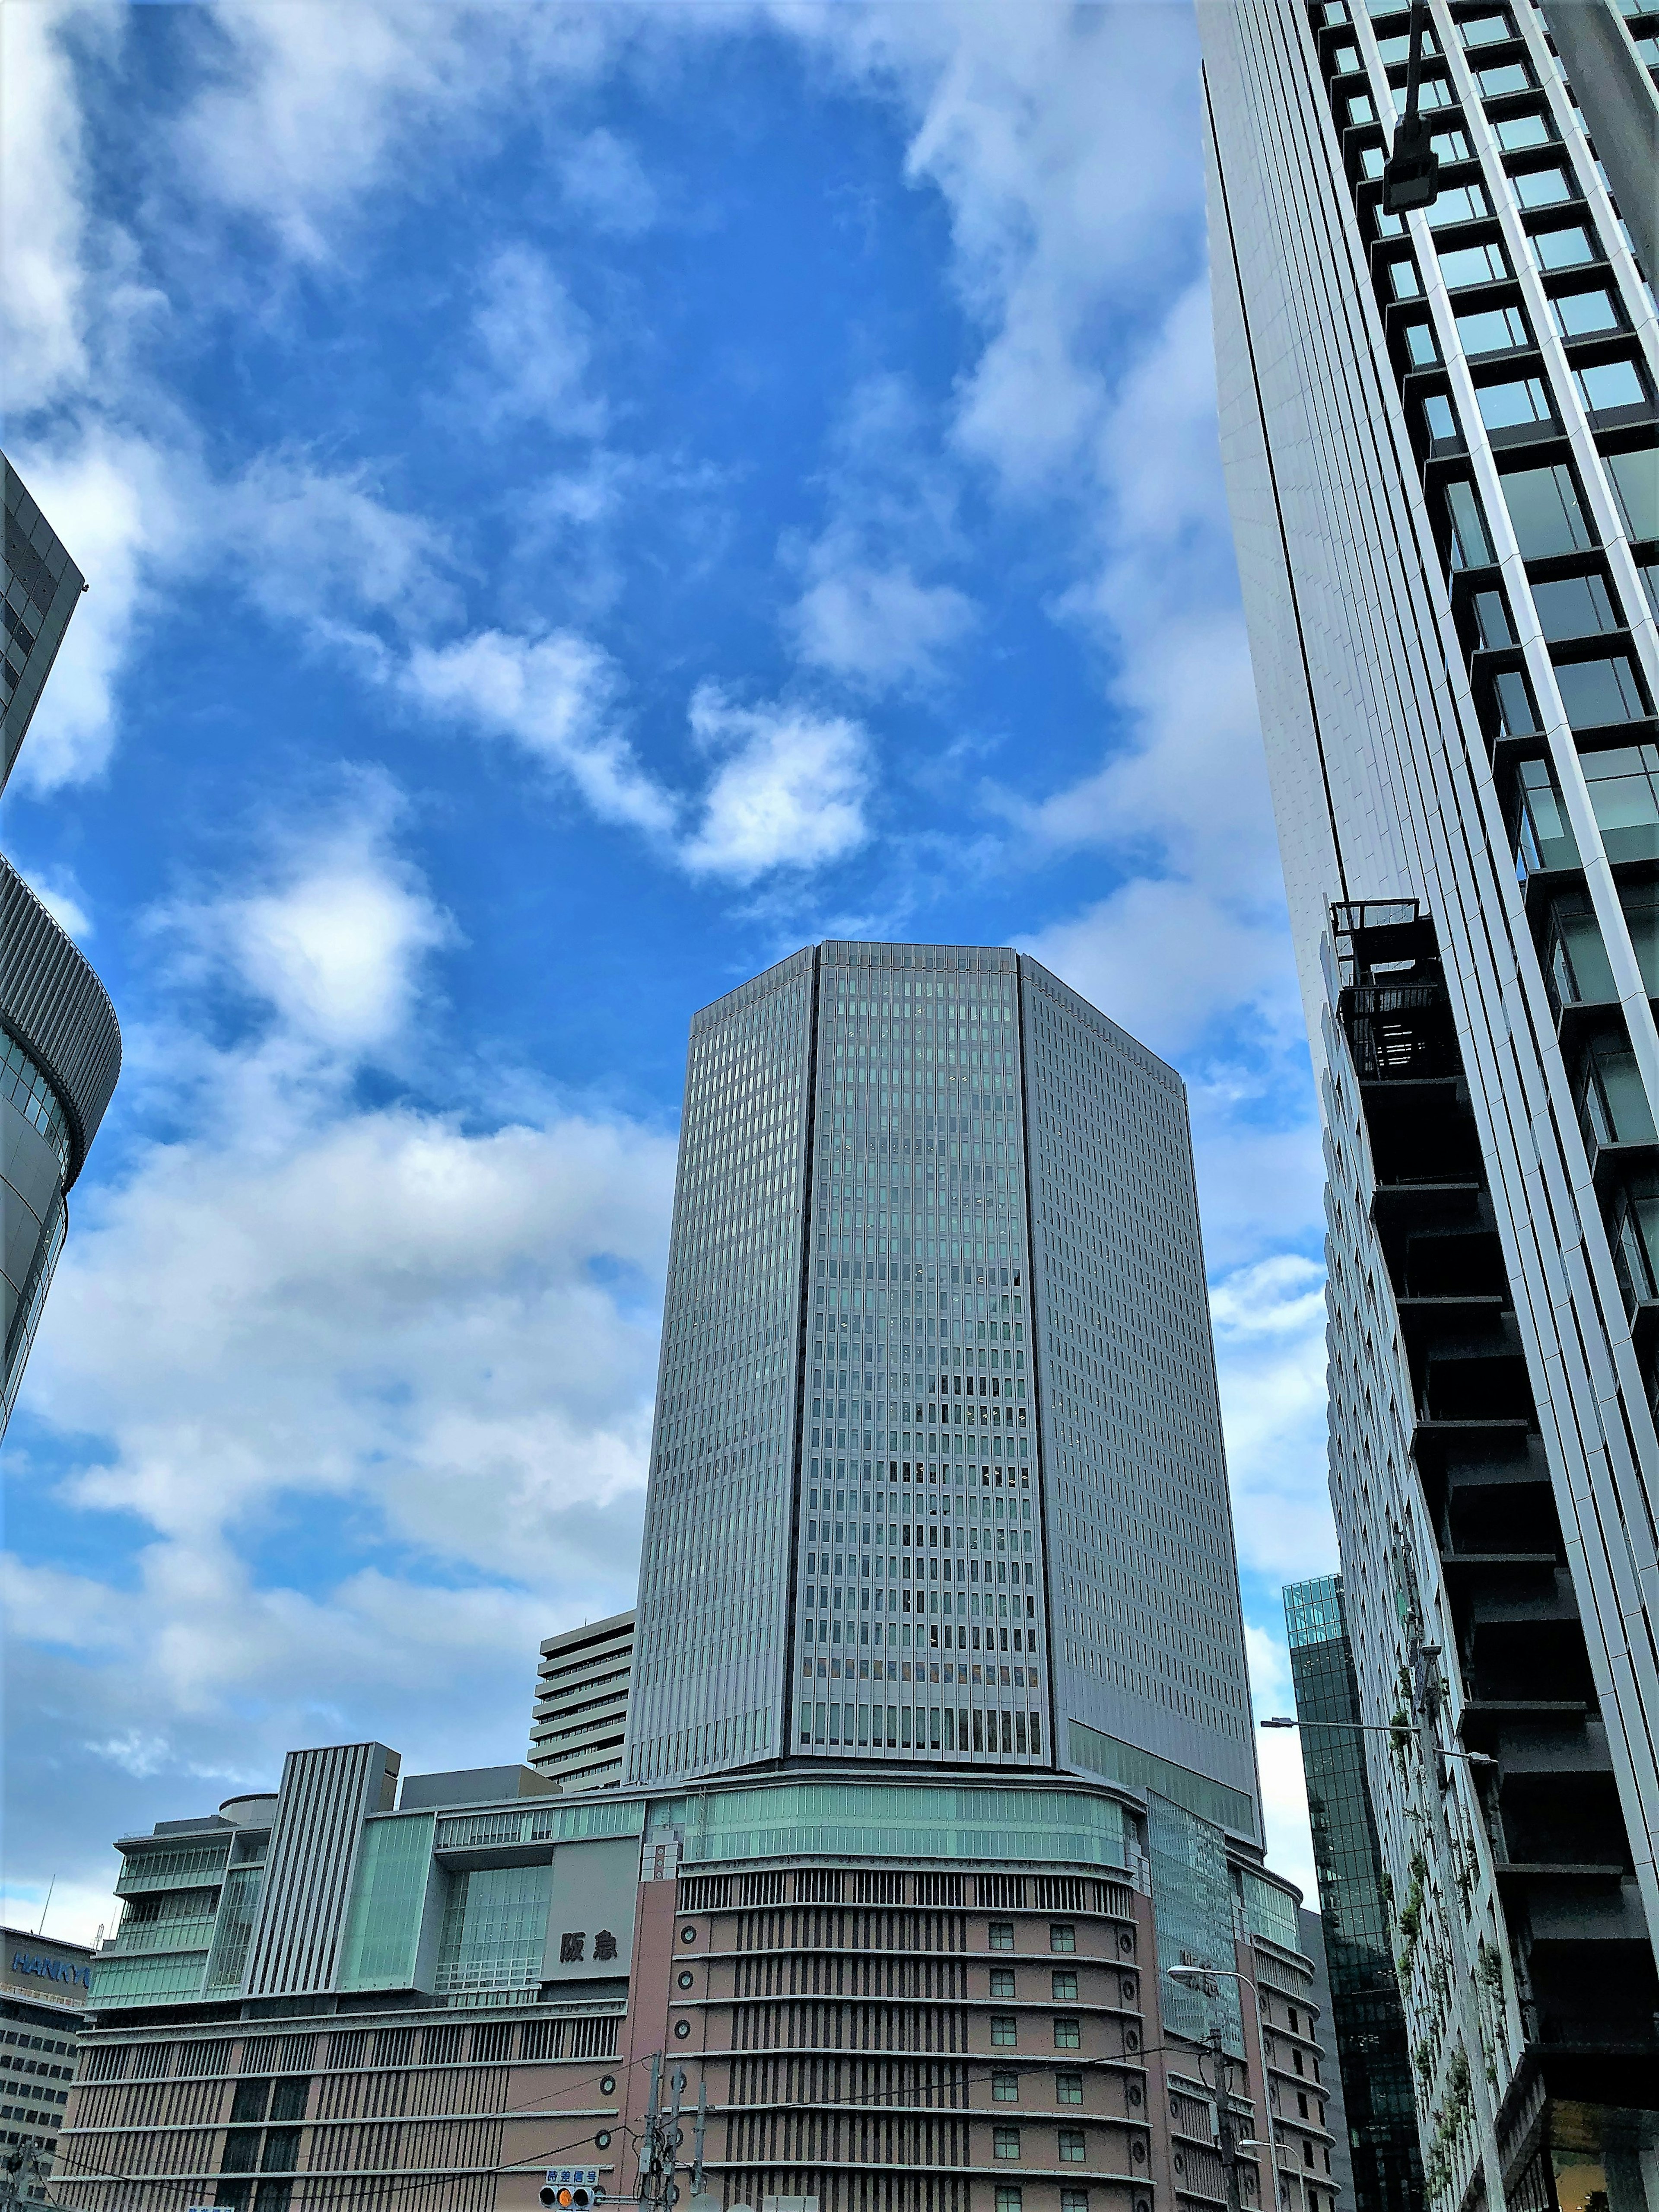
[626,940,1261,1841]
[1286,1576,1424,2212]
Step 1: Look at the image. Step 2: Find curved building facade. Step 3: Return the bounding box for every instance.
[3,456,121,1435]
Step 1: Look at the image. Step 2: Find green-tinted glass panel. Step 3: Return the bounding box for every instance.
[529,1798,645,1843]
[1241,1869,1301,1953]
[114,1844,231,1894]
[664,1781,1126,1868]
[1146,1792,1244,2056]
[205,1866,264,1992]
[337,1812,434,1992]
[435,1862,553,1994]
[88,1951,208,2007]
[1068,1719,1257,1838]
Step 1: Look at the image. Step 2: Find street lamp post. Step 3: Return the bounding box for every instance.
[1259,1714,1497,1788]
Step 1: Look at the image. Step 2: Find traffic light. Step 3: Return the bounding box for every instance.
[539,2188,603,2208]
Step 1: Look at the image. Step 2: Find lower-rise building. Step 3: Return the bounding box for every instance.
[3,1926,93,2196]
[528,1613,633,1792]
[58,1741,1339,2212]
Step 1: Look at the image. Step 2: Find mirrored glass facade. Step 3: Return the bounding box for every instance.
[1286,1576,1422,2212]
[626,940,1258,1837]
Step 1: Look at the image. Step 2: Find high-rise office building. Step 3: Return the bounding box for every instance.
[626,939,1258,1836]
[527,1609,634,1789]
[2,457,121,1435]
[1286,1577,1423,2212]
[1202,4,1659,2205]
[57,945,1351,2211]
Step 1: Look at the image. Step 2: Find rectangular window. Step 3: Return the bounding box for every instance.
[1446,479,1494,567]
[1049,1923,1076,1953]
[994,2127,1022,2160]
[1052,2015,1082,2049]
[1475,59,1533,94]
[1555,656,1646,728]
[1058,2129,1087,2163]
[1510,165,1571,208]
[1514,756,1579,876]
[1389,257,1423,300]
[1427,180,1490,227]
[1455,303,1528,354]
[1530,226,1596,271]
[1532,573,1618,641]
[1403,321,1440,366]
[1552,290,1619,338]
[993,2071,1020,2102]
[1500,463,1593,557]
[1494,111,1551,152]
[1575,359,1649,417]
[991,2015,1018,2047]
[1494,668,1539,735]
[1052,1969,1079,1999]
[1476,376,1552,432]
[1606,449,1659,542]
[995,2192,1024,2212]
[1440,240,1508,288]
[1056,2072,1084,2105]
[1061,2195,1090,2212]
[1423,393,1461,445]
[989,1921,1015,1950]
[1460,10,1513,43]
[991,1967,1017,1997]
[1471,586,1514,646]
[1547,891,1618,1007]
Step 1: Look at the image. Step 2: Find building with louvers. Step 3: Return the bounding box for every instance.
[1201,3,1659,2206]
[2,455,121,1435]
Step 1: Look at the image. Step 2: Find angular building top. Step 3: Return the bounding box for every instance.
[527,1609,634,1791]
[3,457,85,793]
[626,938,1260,1840]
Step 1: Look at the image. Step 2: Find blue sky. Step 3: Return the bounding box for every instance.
[3,0,1331,1938]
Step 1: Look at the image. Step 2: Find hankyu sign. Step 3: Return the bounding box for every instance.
[9,1948,91,1992]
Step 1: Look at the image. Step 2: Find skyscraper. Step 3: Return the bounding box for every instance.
[626,939,1258,1836]
[57,947,1351,2212]
[2,457,121,1435]
[1201,3,1659,2204]
[1285,1576,1423,2212]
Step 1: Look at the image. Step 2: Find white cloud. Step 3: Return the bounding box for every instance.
[559,127,657,236]
[178,2,621,264]
[681,684,871,882]
[224,451,461,658]
[6,797,675,1925]
[405,628,676,839]
[1024,878,1297,1067]
[465,244,607,436]
[1212,1254,1335,1582]
[5,425,189,792]
[0,0,107,417]
[178,786,456,1058]
[791,561,975,691]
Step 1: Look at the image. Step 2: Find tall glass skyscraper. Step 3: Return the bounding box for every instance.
[1286,1576,1423,2212]
[626,940,1260,1839]
[1202,4,1659,2205]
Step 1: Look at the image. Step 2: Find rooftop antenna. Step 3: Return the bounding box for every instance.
[35,1878,55,1935]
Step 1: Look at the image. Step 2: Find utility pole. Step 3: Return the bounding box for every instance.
[1210,2027,1246,2212]
[693,2077,707,2195]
